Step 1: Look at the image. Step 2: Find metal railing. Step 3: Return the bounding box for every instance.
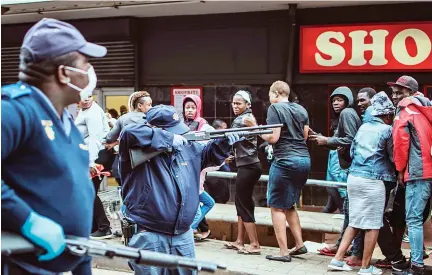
[206,171,347,188]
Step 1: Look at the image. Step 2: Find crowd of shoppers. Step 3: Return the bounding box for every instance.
[80,77,430,275]
[61,75,432,275]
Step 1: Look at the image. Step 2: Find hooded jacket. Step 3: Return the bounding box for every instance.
[183,95,209,131]
[393,96,432,182]
[327,87,362,169]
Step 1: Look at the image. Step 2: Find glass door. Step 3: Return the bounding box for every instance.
[93,87,135,189]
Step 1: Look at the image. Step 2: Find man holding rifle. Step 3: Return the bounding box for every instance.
[118,105,243,275]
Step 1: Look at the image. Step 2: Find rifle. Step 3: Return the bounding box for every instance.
[129,124,283,169]
[1,231,226,273]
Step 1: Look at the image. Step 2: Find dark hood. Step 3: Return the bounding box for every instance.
[330,86,354,108]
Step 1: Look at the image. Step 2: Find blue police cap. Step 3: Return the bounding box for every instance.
[22,18,107,62]
[146,105,190,135]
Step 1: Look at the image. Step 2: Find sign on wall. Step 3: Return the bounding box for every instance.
[170,87,203,117]
[300,22,432,73]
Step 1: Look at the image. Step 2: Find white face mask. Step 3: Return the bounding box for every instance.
[65,65,97,101]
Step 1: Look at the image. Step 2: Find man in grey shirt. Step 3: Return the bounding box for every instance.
[75,95,112,239]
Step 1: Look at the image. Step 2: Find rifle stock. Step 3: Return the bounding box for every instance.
[1,231,226,272]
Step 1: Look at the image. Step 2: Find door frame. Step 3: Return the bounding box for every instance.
[92,87,134,191]
[93,87,135,111]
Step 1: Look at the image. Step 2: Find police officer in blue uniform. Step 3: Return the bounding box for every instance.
[119,105,241,275]
[1,18,107,274]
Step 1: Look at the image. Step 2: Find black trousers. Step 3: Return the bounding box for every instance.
[378,182,405,261]
[323,187,344,213]
[235,162,262,223]
[92,176,110,233]
[205,178,230,204]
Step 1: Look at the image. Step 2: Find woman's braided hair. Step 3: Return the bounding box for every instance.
[128,91,151,111]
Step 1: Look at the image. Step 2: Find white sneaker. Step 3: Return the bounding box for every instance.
[358,266,382,275]
[328,258,353,271]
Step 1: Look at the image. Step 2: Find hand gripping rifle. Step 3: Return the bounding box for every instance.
[1,231,226,273]
[129,124,283,169]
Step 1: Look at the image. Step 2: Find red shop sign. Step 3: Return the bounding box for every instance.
[300,22,432,73]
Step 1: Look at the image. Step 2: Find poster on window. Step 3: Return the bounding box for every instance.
[170,87,203,117]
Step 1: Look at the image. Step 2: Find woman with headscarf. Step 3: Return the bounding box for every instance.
[224,90,262,255]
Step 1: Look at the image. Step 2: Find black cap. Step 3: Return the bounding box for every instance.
[387,75,418,92]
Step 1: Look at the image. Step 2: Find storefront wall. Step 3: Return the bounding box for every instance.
[292,2,432,205]
[1,17,137,87]
[2,2,431,206]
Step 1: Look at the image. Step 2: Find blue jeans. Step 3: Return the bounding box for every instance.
[405,179,432,267]
[128,229,196,275]
[191,191,215,230]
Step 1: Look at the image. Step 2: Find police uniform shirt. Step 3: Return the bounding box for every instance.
[1,82,95,272]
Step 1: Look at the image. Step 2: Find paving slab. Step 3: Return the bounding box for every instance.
[91,237,432,275]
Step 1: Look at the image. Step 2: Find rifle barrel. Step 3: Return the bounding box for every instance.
[210,124,283,134]
[2,232,225,272]
[210,129,273,139]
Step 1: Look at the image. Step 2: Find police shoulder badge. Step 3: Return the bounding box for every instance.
[41,120,55,140]
[173,113,179,121]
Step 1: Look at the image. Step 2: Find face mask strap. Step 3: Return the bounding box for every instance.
[66,81,84,92]
[64,66,89,74]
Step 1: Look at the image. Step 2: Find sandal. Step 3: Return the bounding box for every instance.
[345,258,362,267]
[237,248,261,255]
[194,237,204,242]
[318,246,337,256]
[200,231,211,240]
[224,243,242,250]
[266,255,291,262]
[289,246,308,256]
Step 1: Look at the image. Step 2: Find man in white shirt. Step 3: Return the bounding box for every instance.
[75,95,113,239]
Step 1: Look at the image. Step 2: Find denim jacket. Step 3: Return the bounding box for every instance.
[349,117,396,182]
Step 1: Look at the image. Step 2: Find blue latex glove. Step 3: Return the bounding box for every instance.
[173,134,188,150]
[226,133,243,145]
[21,212,66,261]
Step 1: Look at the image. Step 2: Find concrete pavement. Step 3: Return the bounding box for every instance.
[91,237,432,275]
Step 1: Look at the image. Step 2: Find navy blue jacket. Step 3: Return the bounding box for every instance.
[119,124,231,235]
[1,82,94,273]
